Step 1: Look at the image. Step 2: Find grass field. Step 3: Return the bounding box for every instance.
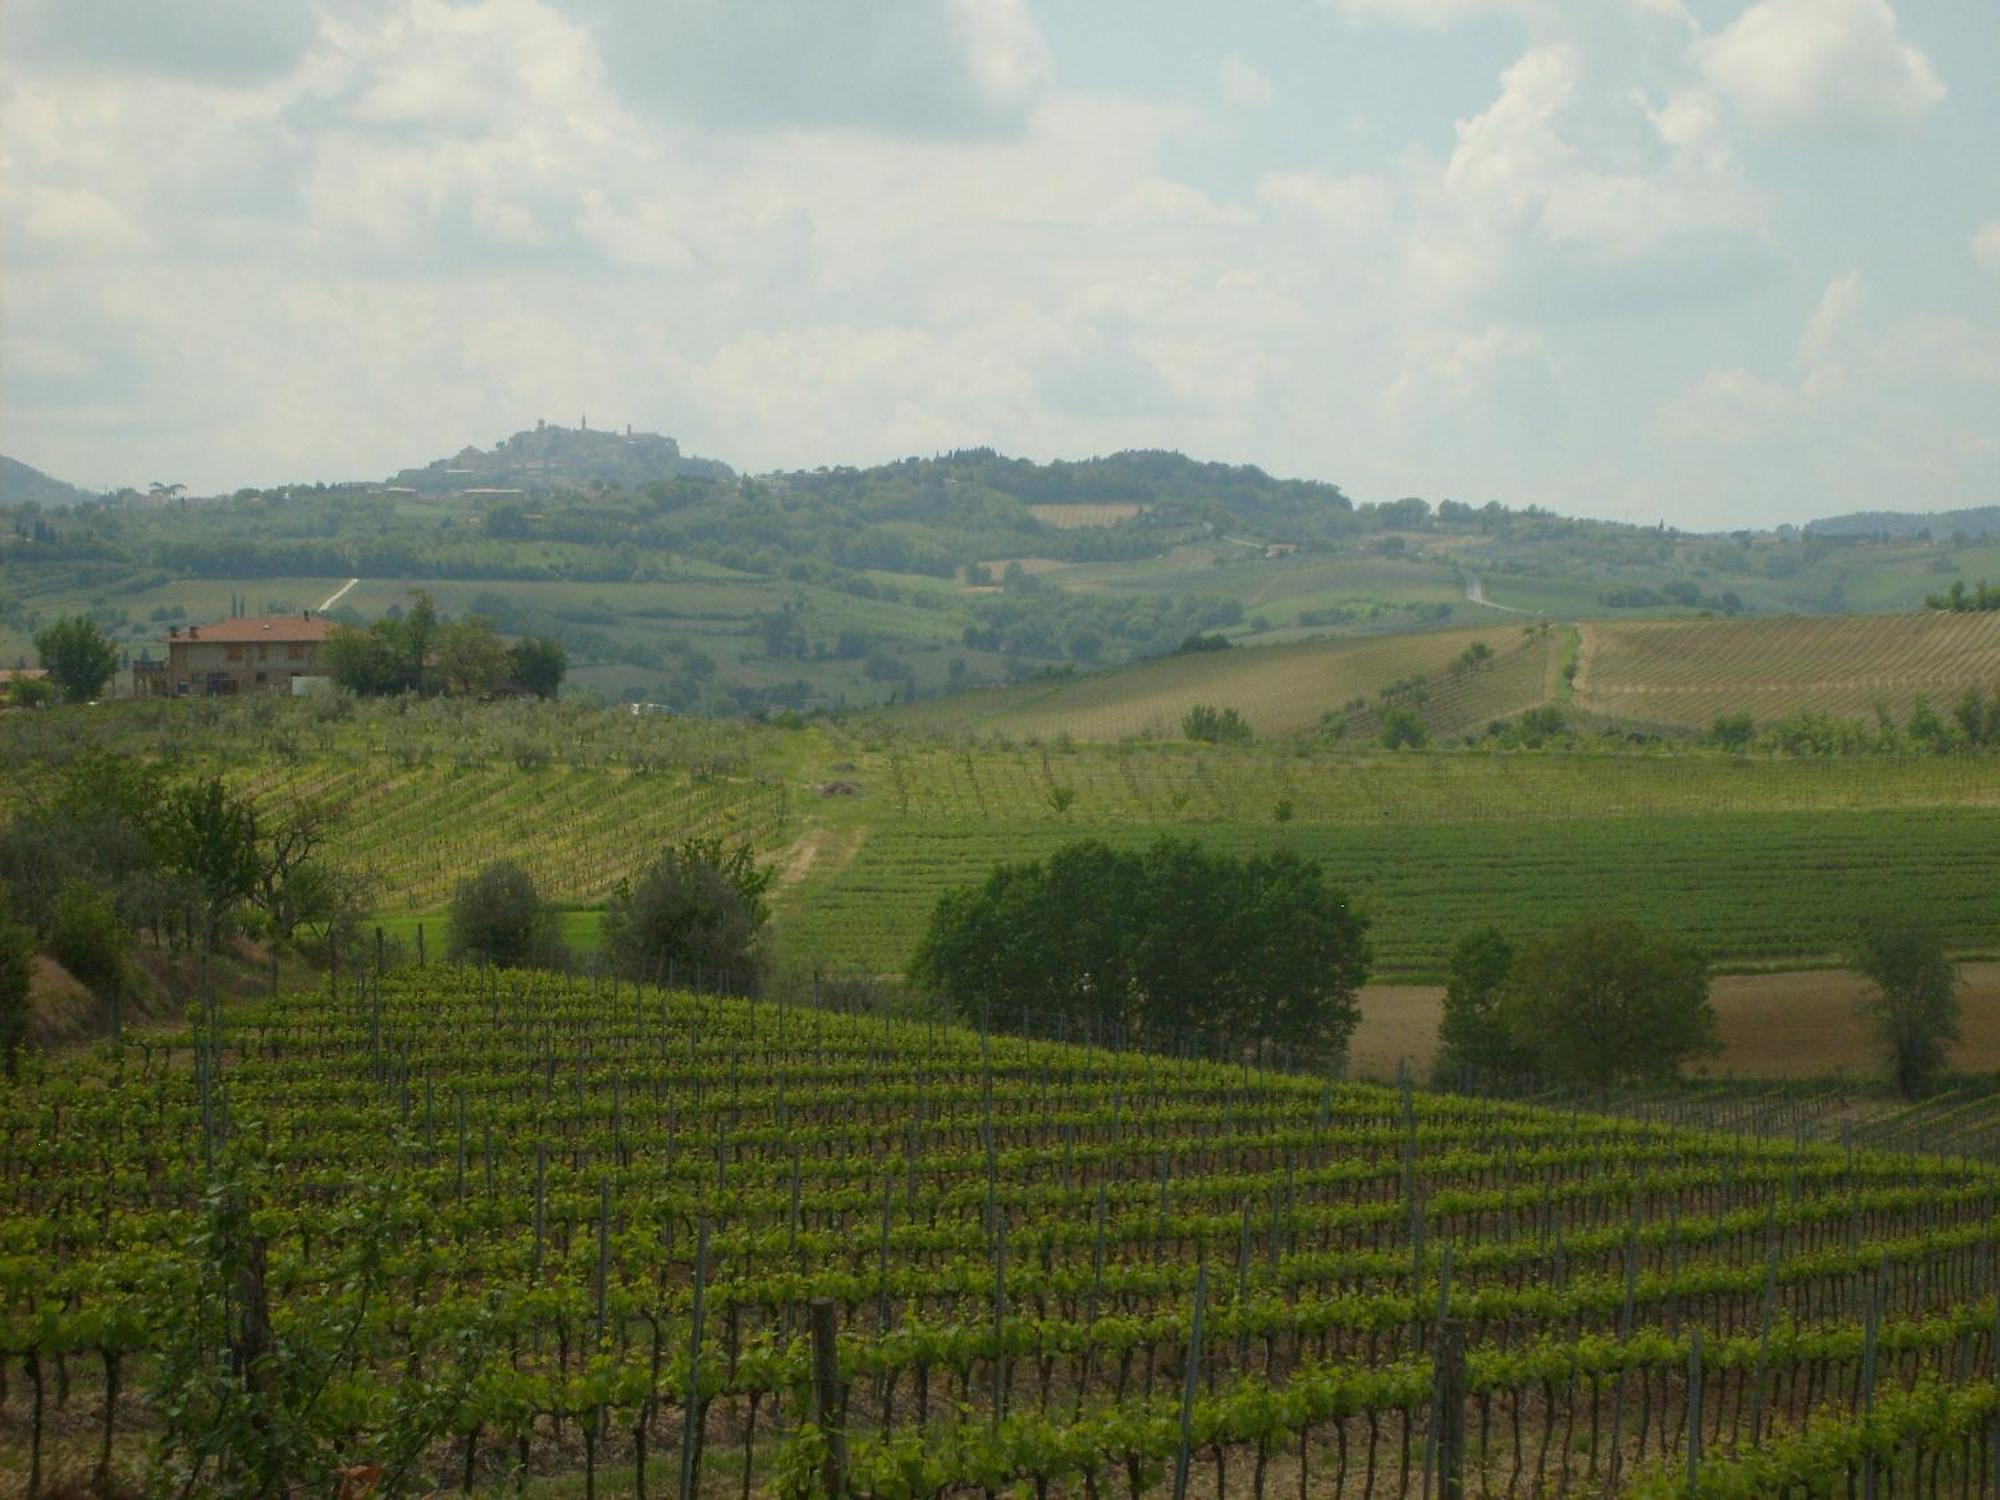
[9,967,2000,1497]
[1575,610,2000,729]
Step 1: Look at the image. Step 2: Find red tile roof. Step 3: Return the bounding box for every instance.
[182,614,336,643]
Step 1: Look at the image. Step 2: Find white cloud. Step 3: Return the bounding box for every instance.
[1417,44,1771,315]
[1974,222,2000,276]
[1696,0,1945,136]
[1218,54,1275,110]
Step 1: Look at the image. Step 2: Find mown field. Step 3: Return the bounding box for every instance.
[8,967,2000,1497]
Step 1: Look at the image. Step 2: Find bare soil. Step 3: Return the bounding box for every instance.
[1347,962,2000,1083]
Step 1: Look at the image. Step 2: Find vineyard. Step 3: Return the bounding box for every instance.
[1574,612,2000,730]
[773,806,2000,978]
[879,626,1561,741]
[6,969,2000,1497]
[0,694,798,912]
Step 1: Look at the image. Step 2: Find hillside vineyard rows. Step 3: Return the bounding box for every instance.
[1574,611,2000,730]
[9,969,2000,1496]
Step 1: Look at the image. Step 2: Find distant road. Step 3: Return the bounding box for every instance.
[1463,571,1534,614]
[318,578,359,611]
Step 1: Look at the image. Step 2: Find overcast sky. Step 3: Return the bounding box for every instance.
[4,0,1997,528]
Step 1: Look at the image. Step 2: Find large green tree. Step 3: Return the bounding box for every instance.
[908,837,1370,1064]
[1499,919,1719,1087]
[34,615,119,703]
[1848,919,1960,1098]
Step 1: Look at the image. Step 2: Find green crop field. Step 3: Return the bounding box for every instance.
[1575,611,2000,730]
[8,968,2000,1497]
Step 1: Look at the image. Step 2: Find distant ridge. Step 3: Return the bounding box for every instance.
[390,421,733,493]
[1807,505,2000,540]
[0,455,98,508]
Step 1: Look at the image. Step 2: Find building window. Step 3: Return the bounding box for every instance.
[257,643,269,661]
[288,643,305,660]
[226,644,245,661]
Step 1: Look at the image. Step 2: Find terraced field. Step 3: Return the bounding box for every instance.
[1575,611,2000,729]
[883,623,1561,740]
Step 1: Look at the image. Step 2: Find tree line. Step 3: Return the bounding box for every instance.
[325,590,566,699]
[900,838,1965,1099]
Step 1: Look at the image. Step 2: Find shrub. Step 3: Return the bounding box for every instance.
[448,861,562,969]
[1182,703,1251,744]
[602,839,771,993]
[49,881,128,998]
[1380,707,1428,749]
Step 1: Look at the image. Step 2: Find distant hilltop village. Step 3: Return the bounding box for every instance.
[389,419,734,495]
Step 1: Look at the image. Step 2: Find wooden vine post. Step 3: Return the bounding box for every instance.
[1434,1317,1467,1500]
[810,1298,847,1498]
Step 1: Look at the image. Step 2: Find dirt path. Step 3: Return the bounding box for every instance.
[1347,963,2000,1083]
[769,822,867,898]
[1463,572,1535,615]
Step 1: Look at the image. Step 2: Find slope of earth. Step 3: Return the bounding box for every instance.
[1574,610,2000,730]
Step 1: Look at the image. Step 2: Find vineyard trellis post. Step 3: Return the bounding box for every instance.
[810,1298,846,1498]
[1435,1317,1467,1500]
[1173,1263,1209,1500]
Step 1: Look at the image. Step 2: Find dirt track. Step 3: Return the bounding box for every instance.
[1347,962,2000,1083]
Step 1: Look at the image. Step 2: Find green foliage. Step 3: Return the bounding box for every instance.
[1512,702,1567,747]
[1432,926,1528,1086]
[1848,917,1960,1098]
[1181,702,1252,744]
[33,614,118,702]
[1379,706,1428,749]
[1925,578,2000,611]
[1499,918,1719,1087]
[908,837,1370,1063]
[1707,712,1756,751]
[601,838,771,990]
[162,776,263,947]
[506,635,567,699]
[6,674,56,708]
[0,897,29,1080]
[448,860,563,968]
[49,879,128,999]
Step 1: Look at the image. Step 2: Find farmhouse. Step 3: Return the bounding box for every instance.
[138,612,334,697]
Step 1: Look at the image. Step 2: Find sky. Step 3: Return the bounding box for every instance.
[3,0,1997,530]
